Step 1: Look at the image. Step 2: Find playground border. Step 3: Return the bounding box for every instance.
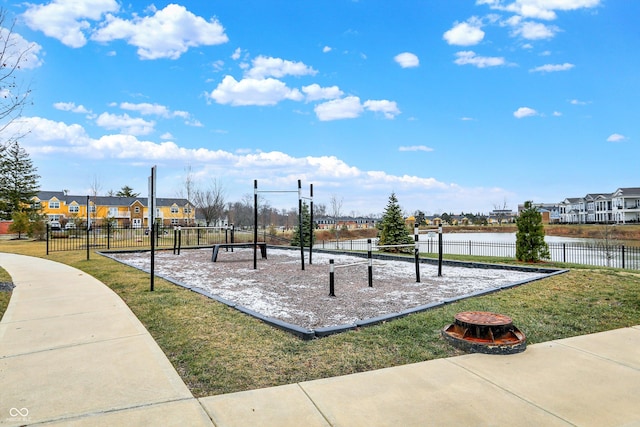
[98,247,568,340]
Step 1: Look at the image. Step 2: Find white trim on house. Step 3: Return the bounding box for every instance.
[556,188,640,224]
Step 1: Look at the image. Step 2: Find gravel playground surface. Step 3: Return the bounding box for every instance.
[109,248,549,331]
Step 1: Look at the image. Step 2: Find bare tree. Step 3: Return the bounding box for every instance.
[329,194,343,242]
[193,179,226,226]
[181,165,195,224]
[88,175,102,226]
[0,8,35,135]
[492,197,510,225]
[314,202,327,217]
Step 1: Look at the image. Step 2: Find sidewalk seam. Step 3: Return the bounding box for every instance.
[296,382,334,427]
[444,358,574,425]
[0,332,148,359]
[20,397,200,426]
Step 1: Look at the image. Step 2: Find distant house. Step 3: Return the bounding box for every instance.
[34,191,195,228]
[537,187,640,224]
[315,216,379,230]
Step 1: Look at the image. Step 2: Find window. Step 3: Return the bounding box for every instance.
[170,206,179,214]
[183,207,192,214]
[108,207,118,217]
[134,206,140,214]
[69,204,79,213]
[49,200,60,209]
[89,205,96,213]
[171,218,179,225]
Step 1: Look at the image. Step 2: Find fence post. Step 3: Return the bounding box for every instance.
[438,224,443,277]
[46,224,50,255]
[179,227,183,255]
[563,243,566,263]
[469,240,472,256]
[622,245,625,269]
[173,228,177,255]
[367,239,373,287]
[414,227,420,283]
[329,259,335,296]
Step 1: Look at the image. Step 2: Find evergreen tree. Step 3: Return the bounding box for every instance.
[115,185,140,197]
[516,201,550,262]
[0,141,40,220]
[290,202,314,247]
[378,192,413,253]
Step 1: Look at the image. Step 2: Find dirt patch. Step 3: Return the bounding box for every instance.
[110,248,547,330]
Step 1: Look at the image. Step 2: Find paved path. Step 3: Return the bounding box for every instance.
[1,252,640,426]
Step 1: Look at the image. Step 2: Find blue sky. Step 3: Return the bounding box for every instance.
[3,0,638,216]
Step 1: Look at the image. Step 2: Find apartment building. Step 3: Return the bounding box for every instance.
[557,187,640,224]
[34,191,195,228]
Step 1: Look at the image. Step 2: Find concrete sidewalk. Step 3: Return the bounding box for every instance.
[1,253,640,426]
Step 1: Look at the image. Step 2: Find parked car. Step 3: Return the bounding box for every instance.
[65,222,76,230]
[49,221,61,230]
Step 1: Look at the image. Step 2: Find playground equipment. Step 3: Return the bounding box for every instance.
[253,179,313,270]
[328,226,444,294]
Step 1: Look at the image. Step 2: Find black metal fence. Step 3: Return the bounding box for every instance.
[318,239,640,270]
[46,225,258,253]
[47,226,640,270]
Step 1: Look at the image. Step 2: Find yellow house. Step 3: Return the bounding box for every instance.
[34,191,195,228]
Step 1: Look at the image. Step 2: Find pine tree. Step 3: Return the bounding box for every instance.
[378,192,413,253]
[0,141,40,220]
[516,201,550,262]
[290,202,314,247]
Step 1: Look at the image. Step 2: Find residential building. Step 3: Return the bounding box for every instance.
[315,216,379,230]
[34,191,196,228]
[550,187,640,224]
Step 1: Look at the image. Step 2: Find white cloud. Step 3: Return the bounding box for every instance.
[53,102,90,114]
[394,52,419,68]
[363,100,401,119]
[23,0,119,48]
[478,0,600,20]
[231,47,242,60]
[553,111,562,116]
[9,117,89,149]
[454,51,505,68]
[511,21,558,40]
[119,102,171,117]
[207,75,303,106]
[301,84,344,102]
[95,112,155,135]
[0,29,44,69]
[513,107,538,118]
[443,18,485,46]
[399,146,434,152]
[606,133,627,142]
[91,4,228,60]
[245,56,317,79]
[570,99,590,105]
[314,96,364,121]
[530,62,574,72]
[322,46,332,53]
[15,115,511,213]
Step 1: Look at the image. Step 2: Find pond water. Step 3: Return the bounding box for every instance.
[419,232,589,244]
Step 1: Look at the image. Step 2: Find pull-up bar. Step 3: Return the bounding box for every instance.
[253,179,313,270]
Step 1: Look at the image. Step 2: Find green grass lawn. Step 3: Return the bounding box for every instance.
[1,239,640,397]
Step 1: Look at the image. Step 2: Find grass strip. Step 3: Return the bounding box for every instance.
[1,240,639,397]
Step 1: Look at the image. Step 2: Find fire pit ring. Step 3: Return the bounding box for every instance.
[442,311,526,355]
